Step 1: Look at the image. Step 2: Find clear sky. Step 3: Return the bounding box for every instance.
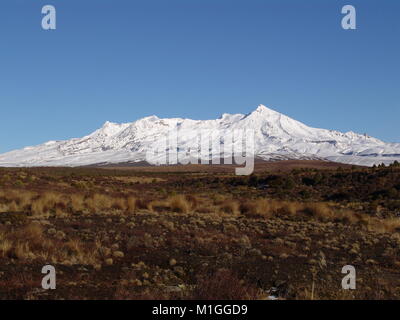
[0,0,399,153]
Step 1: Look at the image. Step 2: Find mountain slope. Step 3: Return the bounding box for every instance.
[0,105,399,167]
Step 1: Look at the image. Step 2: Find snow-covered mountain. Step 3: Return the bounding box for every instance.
[0,105,399,167]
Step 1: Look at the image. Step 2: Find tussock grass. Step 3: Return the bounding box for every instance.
[0,222,100,264]
[127,196,137,213]
[1,188,399,234]
[168,195,191,213]
[146,194,199,214]
[0,190,139,216]
[236,198,400,233]
[218,199,240,215]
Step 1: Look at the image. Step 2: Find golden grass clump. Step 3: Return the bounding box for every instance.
[0,189,143,216]
[0,234,12,258]
[0,189,35,213]
[0,222,101,265]
[15,223,44,242]
[0,223,44,259]
[362,217,400,233]
[239,198,270,218]
[127,196,137,213]
[85,193,113,213]
[168,195,191,213]
[135,198,152,211]
[112,197,127,211]
[239,199,300,217]
[70,193,85,212]
[185,194,198,210]
[31,192,68,216]
[381,218,400,233]
[279,201,299,215]
[302,202,333,220]
[219,199,240,215]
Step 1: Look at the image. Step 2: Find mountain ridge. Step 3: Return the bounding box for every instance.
[0,104,399,167]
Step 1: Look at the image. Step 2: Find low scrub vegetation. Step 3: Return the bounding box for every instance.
[0,188,399,234]
[0,163,400,299]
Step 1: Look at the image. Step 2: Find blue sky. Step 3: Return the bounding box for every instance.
[0,0,399,153]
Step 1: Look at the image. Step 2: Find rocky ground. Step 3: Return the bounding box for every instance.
[1,210,400,299]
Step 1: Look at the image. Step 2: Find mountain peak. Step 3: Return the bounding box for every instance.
[244,104,281,120]
[255,104,279,114]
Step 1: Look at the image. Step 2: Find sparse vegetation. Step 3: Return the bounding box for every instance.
[0,161,400,299]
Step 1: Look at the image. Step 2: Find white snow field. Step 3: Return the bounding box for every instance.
[0,105,399,167]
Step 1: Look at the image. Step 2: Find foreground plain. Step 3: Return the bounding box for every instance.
[0,160,399,299]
